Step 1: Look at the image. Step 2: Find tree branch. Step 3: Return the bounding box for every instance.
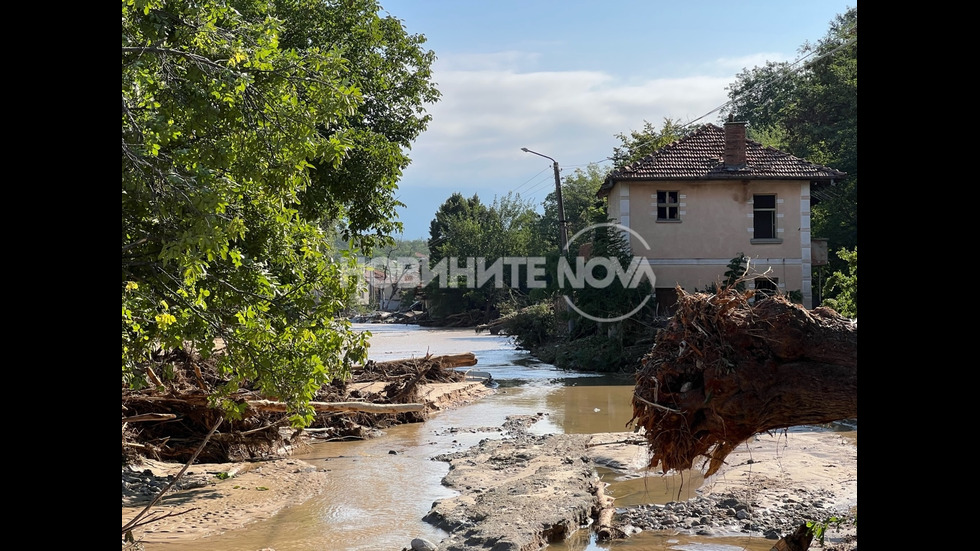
[123,415,224,535]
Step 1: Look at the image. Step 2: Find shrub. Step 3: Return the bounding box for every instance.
[822,247,857,318]
[498,302,558,350]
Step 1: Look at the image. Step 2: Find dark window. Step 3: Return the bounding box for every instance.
[754,277,778,300]
[753,194,776,239]
[657,191,679,220]
[653,287,679,315]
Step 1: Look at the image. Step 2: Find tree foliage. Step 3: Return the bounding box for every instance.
[610,117,688,168]
[562,212,655,340]
[821,247,857,318]
[538,163,608,251]
[427,193,485,265]
[266,0,441,250]
[121,0,438,425]
[425,193,541,320]
[698,253,749,294]
[724,7,857,275]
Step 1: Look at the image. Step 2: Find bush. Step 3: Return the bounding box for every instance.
[550,335,629,372]
[822,247,857,318]
[498,302,558,350]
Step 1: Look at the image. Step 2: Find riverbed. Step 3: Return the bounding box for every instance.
[135,323,856,551]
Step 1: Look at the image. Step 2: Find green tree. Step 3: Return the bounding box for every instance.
[610,117,688,167]
[562,212,654,338]
[122,0,438,425]
[727,8,857,178]
[539,163,608,251]
[698,253,749,294]
[427,193,487,264]
[724,7,857,277]
[821,247,857,318]
[425,193,541,321]
[263,0,441,251]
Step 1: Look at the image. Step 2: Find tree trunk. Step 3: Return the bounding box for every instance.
[248,400,424,414]
[593,482,617,540]
[630,288,856,476]
[770,523,815,551]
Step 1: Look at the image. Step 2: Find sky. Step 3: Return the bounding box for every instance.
[376,0,857,241]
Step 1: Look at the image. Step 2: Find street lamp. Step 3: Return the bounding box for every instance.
[521,147,568,252]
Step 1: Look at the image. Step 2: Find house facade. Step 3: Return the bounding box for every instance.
[597,119,846,310]
[356,260,422,311]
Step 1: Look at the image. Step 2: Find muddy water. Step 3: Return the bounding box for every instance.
[151,324,743,551]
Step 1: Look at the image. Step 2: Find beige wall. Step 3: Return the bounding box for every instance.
[607,179,816,308]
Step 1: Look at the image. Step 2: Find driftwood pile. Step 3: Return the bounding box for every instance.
[122,352,477,464]
[630,287,857,477]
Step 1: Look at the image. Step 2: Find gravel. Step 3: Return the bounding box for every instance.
[615,486,857,548]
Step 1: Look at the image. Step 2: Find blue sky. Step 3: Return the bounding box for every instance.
[377,0,857,240]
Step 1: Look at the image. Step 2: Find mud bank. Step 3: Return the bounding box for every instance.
[420,421,857,551]
[422,415,600,551]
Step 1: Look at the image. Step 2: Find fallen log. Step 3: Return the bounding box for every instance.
[122,413,177,423]
[630,287,856,477]
[248,400,424,414]
[122,351,480,463]
[475,319,506,334]
[369,352,477,370]
[594,481,617,540]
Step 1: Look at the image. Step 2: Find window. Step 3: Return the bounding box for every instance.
[653,287,679,315]
[657,191,679,221]
[754,277,778,301]
[753,194,776,239]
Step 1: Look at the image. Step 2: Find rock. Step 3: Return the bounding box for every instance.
[411,537,437,550]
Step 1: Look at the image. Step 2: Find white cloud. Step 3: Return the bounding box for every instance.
[435,50,542,72]
[712,52,793,72]
[406,63,731,188]
[392,50,772,237]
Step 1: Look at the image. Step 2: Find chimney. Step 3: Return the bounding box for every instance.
[724,114,747,167]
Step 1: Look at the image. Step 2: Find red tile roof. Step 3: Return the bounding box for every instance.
[598,124,847,197]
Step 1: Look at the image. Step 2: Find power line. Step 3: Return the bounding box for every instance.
[505,28,857,200]
[522,173,560,198]
[511,166,550,195]
[607,33,857,164]
[684,33,856,130]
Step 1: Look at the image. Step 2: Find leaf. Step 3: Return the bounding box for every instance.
[122,0,439,424]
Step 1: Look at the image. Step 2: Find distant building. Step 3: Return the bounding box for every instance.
[597,118,847,310]
[356,259,423,311]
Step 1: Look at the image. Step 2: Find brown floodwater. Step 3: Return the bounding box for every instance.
[142,324,853,551]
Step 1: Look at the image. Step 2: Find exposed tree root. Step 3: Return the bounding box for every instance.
[629,287,856,476]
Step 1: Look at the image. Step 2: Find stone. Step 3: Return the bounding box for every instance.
[410,537,437,551]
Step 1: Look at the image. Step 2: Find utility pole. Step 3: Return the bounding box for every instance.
[522,147,573,334]
[521,148,568,251]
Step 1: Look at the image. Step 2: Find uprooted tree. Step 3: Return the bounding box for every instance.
[630,287,857,477]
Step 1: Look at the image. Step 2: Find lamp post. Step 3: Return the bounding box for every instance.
[520,148,568,252]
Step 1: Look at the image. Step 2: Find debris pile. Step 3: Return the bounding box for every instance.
[629,287,857,476]
[122,352,478,464]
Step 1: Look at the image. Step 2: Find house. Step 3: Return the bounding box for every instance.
[355,260,423,311]
[597,118,846,311]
